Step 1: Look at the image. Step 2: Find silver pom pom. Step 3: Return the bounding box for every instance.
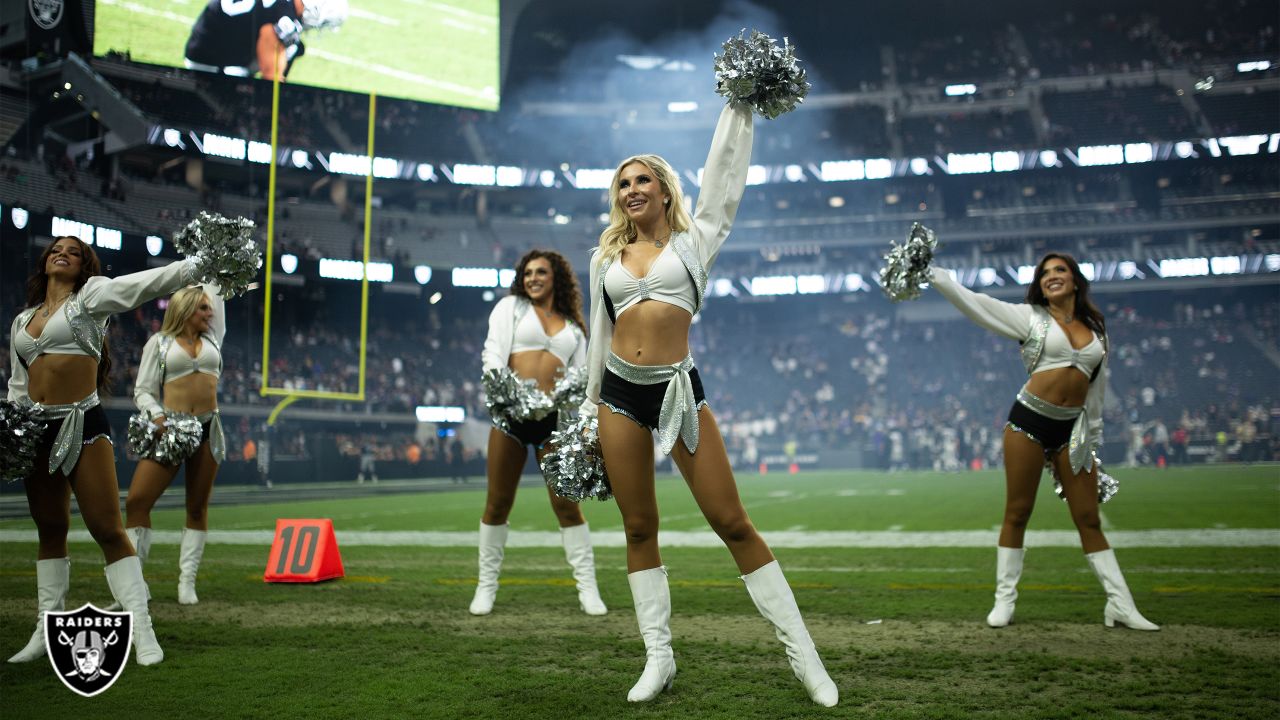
[127,411,161,459]
[880,222,939,302]
[171,212,262,299]
[482,368,555,432]
[551,366,589,412]
[1051,455,1120,504]
[540,416,611,502]
[714,29,810,119]
[130,411,203,466]
[1,399,44,483]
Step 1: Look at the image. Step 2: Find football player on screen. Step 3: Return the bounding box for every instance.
[184,0,348,81]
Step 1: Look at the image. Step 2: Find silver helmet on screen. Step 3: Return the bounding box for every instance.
[300,0,349,30]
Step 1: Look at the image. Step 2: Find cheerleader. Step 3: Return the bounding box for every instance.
[577,102,837,705]
[929,254,1158,631]
[122,283,227,606]
[6,237,200,666]
[472,250,606,616]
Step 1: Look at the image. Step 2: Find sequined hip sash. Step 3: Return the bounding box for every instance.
[606,352,700,455]
[195,408,226,464]
[28,391,102,476]
[1017,383,1091,473]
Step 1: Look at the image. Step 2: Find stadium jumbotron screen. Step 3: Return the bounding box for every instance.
[92,0,500,110]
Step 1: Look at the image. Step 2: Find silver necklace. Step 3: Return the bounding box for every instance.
[41,292,71,318]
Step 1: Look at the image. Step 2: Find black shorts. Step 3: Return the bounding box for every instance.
[200,419,213,445]
[497,412,559,448]
[1007,401,1074,452]
[38,405,113,473]
[600,367,707,429]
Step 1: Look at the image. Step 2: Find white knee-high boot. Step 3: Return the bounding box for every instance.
[561,523,607,616]
[107,527,152,611]
[7,557,70,663]
[178,529,208,605]
[1086,549,1159,631]
[627,566,675,702]
[987,546,1024,628]
[742,561,838,707]
[104,556,164,665]
[469,522,508,615]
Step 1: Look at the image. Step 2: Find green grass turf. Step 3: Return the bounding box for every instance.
[93,0,499,109]
[1,466,1277,716]
[4,466,1272,533]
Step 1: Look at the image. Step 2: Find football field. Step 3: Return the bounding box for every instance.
[1,466,1277,717]
[93,0,500,109]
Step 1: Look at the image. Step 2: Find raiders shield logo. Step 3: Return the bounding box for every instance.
[45,604,132,698]
[29,0,65,31]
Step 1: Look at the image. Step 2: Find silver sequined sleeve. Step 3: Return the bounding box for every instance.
[6,315,28,402]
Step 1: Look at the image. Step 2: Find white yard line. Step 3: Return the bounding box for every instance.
[307,49,496,100]
[3,529,1276,548]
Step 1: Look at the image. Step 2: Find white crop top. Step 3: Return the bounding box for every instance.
[482,295,586,373]
[133,283,225,416]
[1034,325,1103,378]
[603,245,697,319]
[8,260,197,402]
[509,305,581,365]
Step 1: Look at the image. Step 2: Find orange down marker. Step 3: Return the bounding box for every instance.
[264,519,345,583]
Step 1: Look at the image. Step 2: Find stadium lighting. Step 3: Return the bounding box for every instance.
[1038,150,1059,167]
[796,275,825,294]
[416,406,466,423]
[667,101,698,113]
[1076,144,1125,166]
[977,268,1002,287]
[750,275,798,296]
[450,163,497,186]
[451,267,499,287]
[292,150,311,169]
[864,158,893,179]
[784,164,806,182]
[430,292,443,304]
[844,273,868,291]
[746,165,768,186]
[539,170,555,187]
[616,54,665,70]
[828,196,845,208]
[574,168,614,189]
[94,227,122,251]
[992,151,1019,172]
[248,141,272,164]
[11,207,28,229]
[1124,143,1154,163]
[1118,261,1143,280]
[52,216,94,245]
[1210,256,1242,275]
[280,254,299,274]
[909,157,931,175]
[1218,135,1268,156]
[318,258,393,282]
[496,166,523,187]
[946,152,993,174]
[499,269,516,287]
[416,163,436,182]
[202,132,247,161]
[413,265,432,285]
[1237,60,1272,72]
[553,214,571,225]
[1174,142,1195,158]
[820,160,864,182]
[1015,265,1036,285]
[944,83,978,96]
[1159,257,1209,278]
[1266,255,1280,272]
[710,278,738,297]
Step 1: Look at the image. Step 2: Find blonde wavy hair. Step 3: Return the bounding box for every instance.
[597,154,692,262]
[159,286,210,337]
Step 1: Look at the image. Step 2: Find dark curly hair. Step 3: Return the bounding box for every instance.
[24,236,113,392]
[1025,252,1106,338]
[508,249,586,333]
